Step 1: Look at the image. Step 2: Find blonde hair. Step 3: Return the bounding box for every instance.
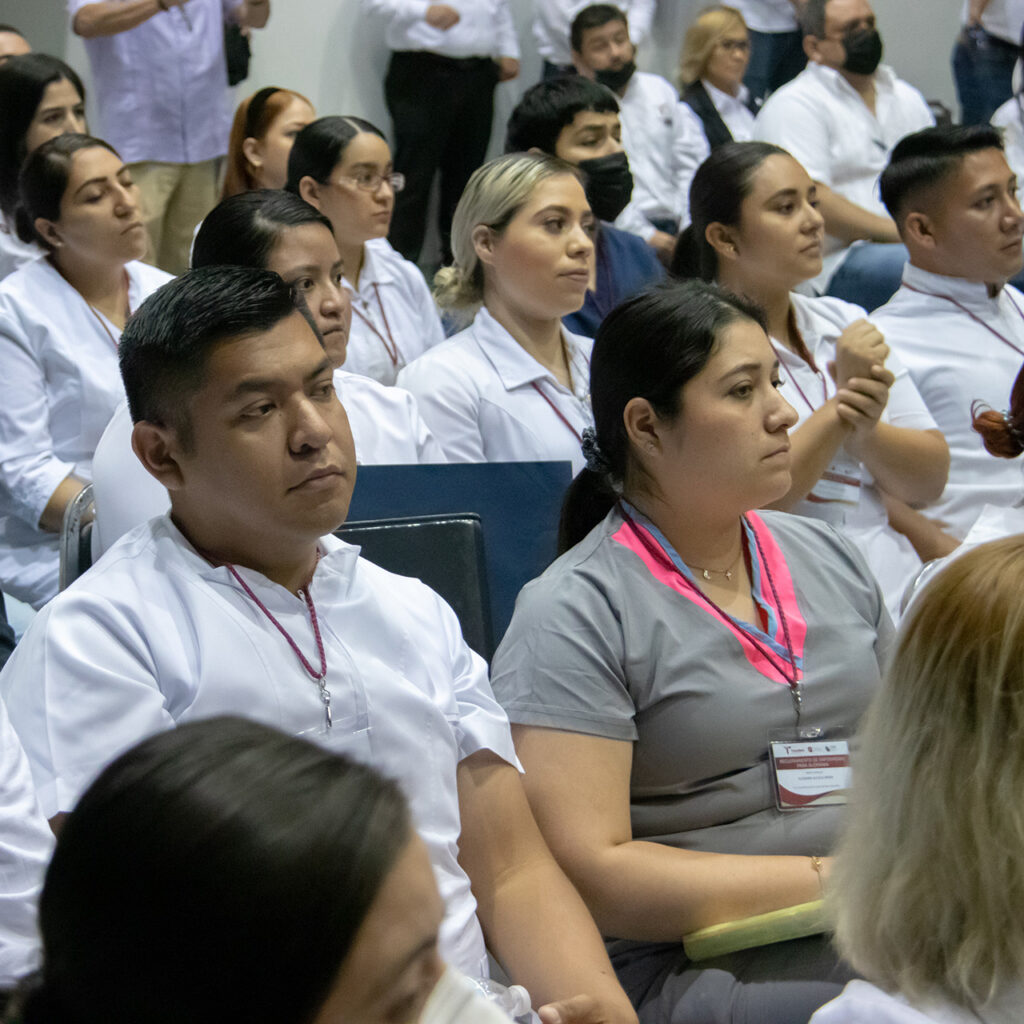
[831,535,1024,1009]
[434,152,582,315]
[678,6,748,86]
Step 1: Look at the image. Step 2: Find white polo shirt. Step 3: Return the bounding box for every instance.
[344,238,446,386]
[396,306,593,474]
[532,0,656,66]
[961,0,1024,45]
[0,517,519,977]
[613,70,711,240]
[991,97,1024,186]
[91,372,445,557]
[0,697,53,988]
[730,0,799,33]
[0,257,172,608]
[753,62,933,287]
[361,0,519,59]
[776,293,937,614]
[871,263,1024,538]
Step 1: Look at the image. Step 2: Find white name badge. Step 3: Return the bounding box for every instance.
[808,453,862,506]
[769,738,851,811]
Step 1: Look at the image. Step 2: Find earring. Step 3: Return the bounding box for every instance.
[646,441,656,453]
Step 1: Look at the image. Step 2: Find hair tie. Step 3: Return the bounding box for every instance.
[244,86,282,139]
[1004,410,1024,450]
[581,426,611,475]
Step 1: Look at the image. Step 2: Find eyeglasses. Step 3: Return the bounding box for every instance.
[717,38,751,53]
[332,170,406,194]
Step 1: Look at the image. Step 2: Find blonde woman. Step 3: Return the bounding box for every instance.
[815,536,1024,1023]
[679,6,759,151]
[396,153,596,474]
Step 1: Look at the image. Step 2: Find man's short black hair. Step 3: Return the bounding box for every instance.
[880,124,1005,225]
[119,266,321,449]
[570,4,629,54]
[505,76,619,155]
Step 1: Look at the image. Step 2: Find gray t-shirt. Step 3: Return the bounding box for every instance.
[492,508,891,860]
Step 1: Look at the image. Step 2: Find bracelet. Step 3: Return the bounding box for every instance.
[809,856,825,896]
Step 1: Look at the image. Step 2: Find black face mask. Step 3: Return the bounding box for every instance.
[842,27,883,75]
[578,151,634,222]
[595,60,637,93]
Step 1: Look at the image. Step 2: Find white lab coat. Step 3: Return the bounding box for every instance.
[396,306,593,474]
[0,256,171,607]
[0,214,41,284]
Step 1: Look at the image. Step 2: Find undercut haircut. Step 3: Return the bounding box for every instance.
[880,124,1005,225]
[571,4,629,54]
[505,76,619,155]
[119,266,321,449]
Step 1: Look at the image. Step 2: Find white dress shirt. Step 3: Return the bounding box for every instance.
[0,516,520,978]
[533,0,656,66]
[613,70,711,239]
[0,215,41,284]
[776,294,937,614]
[679,79,758,149]
[871,263,1024,538]
[730,0,799,33]
[812,978,1024,1023]
[345,238,446,386]
[91,372,445,557]
[66,0,239,165]
[397,306,594,474]
[991,97,1024,186]
[960,0,1024,44]
[361,0,519,59]
[0,257,172,608]
[0,698,54,988]
[754,63,934,288]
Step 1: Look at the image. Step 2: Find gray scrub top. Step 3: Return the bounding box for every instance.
[492,508,892,860]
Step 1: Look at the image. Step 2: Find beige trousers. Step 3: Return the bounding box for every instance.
[128,158,220,276]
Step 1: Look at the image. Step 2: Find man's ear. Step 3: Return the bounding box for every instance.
[131,420,188,491]
[471,223,497,267]
[803,34,822,63]
[298,175,321,208]
[902,211,935,251]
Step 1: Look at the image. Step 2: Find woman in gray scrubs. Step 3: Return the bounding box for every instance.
[491,281,891,1024]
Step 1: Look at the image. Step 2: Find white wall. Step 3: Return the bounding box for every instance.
[8,0,966,155]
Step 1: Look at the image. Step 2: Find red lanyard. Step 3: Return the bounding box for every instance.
[530,380,585,444]
[902,281,1024,357]
[226,563,333,729]
[351,282,401,367]
[619,504,804,717]
[770,340,828,414]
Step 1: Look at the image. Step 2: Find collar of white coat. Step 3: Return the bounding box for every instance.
[901,261,1009,313]
[703,77,752,113]
[468,306,592,395]
[32,254,151,311]
[158,514,362,602]
[348,237,403,296]
[806,60,898,99]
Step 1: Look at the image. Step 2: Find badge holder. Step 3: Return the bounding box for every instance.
[767,727,851,812]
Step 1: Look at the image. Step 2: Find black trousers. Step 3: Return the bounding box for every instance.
[385,50,499,264]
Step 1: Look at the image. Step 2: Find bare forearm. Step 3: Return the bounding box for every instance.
[882,493,960,562]
[234,0,269,29]
[38,475,87,533]
[849,426,948,505]
[73,0,166,36]
[817,183,901,245]
[765,400,851,511]
[571,840,824,941]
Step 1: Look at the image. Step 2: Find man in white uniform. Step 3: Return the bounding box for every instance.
[0,266,636,1024]
[753,0,933,309]
[534,0,654,79]
[872,124,1024,548]
[571,4,710,264]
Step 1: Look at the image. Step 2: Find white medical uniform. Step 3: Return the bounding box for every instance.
[344,238,446,386]
[532,0,656,67]
[0,215,41,284]
[0,698,54,989]
[811,978,1024,1024]
[872,263,1024,538]
[0,257,172,608]
[0,516,519,978]
[613,71,711,240]
[776,294,937,614]
[90,372,446,557]
[753,63,933,290]
[396,306,594,474]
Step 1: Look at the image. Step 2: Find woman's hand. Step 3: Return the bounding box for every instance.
[829,319,888,390]
[539,994,638,1024]
[835,366,895,454]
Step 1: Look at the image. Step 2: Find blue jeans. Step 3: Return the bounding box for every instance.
[952,29,1018,125]
[826,242,909,312]
[744,29,806,102]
